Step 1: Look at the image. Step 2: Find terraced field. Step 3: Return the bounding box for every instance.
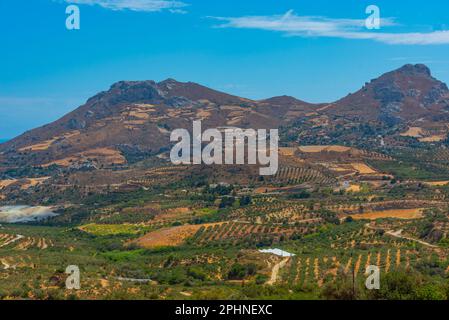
[2,139,449,300]
[279,248,422,288]
[272,167,335,185]
[191,221,318,245]
[0,233,54,250]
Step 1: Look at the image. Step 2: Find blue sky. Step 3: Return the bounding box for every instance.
[1,0,449,139]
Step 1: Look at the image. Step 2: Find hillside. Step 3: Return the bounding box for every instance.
[1,64,448,170]
[0,79,313,168]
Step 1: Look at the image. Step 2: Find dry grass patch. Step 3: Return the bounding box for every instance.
[19,139,56,152]
[350,208,424,220]
[20,177,50,190]
[18,131,80,152]
[279,148,297,156]
[136,223,222,248]
[299,145,351,153]
[196,109,212,120]
[151,207,194,223]
[129,111,150,120]
[424,181,449,186]
[346,184,361,192]
[42,148,125,167]
[419,135,446,142]
[227,117,244,125]
[351,163,377,174]
[42,157,78,167]
[400,127,424,138]
[0,179,17,189]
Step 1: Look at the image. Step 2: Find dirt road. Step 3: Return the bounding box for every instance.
[267,257,290,285]
[386,229,438,248]
[364,223,438,248]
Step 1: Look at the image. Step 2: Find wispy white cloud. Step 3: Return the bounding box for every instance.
[62,0,188,13]
[211,10,449,45]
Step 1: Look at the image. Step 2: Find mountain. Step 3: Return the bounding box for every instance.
[0,79,312,168]
[1,64,448,169]
[325,64,449,125]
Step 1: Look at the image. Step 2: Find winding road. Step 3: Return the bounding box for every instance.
[365,223,439,248]
[386,229,438,248]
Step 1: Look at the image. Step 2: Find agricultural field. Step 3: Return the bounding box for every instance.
[349,209,424,220]
[4,140,449,300]
[2,176,449,301]
[3,132,449,301]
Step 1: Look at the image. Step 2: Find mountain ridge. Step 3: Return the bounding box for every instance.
[1,64,448,168]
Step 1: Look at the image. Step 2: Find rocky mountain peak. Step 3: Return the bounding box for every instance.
[86,80,164,106]
[395,64,432,77]
[329,64,449,124]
